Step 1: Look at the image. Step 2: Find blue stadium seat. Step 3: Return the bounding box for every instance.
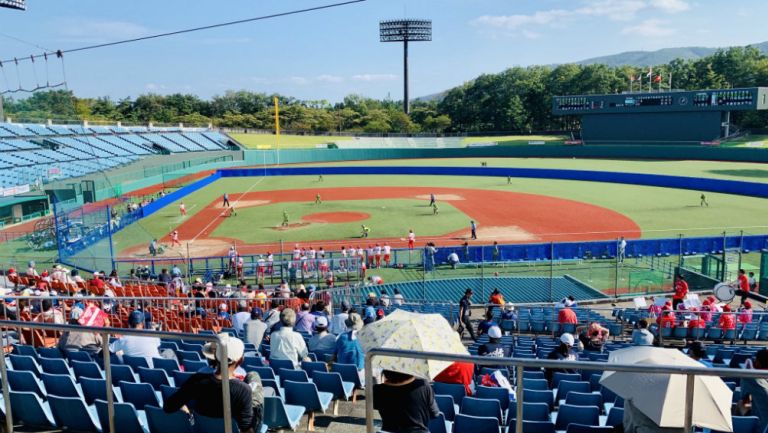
[72,360,104,380]
[48,394,102,432]
[9,354,41,377]
[714,416,760,433]
[13,344,39,360]
[555,404,600,431]
[565,391,603,409]
[95,399,150,433]
[518,402,551,422]
[460,397,503,425]
[522,371,546,381]
[278,368,310,387]
[251,366,276,381]
[605,407,624,427]
[508,419,556,433]
[40,357,72,375]
[551,372,581,389]
[523,389,555,409]
[435,395,458,421]
[9,390,55,428]
[111,364,138,386]
[37,347,65,359]
[428,411,450,433]
[41,372,83,399]
[173,370,195,387]
[192,412,240,433]
[119,381,160,410]
[7,370,46,398]
[522,378,549,391]
[453,413,498,433]
[66,350,94,363]
[80,377,123,405]
[145,405,193,433]
[152,357,180,377]
[122,354,151,373]
[432,382,467,407]
[283,380,333,429]
[312,371,355,412]
[566,424,613,433]
[138,367,173,390]
[263,395,304,431]
[160,385,179,401]
[269,358,296,374]
[301,361,328,378]
[475,385,511,412]
[182,360,208,372]
[555,380,592,403]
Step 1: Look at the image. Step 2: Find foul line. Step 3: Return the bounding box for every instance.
[189,176,266,243]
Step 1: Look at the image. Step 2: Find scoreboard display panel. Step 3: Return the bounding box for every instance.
[553,87,768,115]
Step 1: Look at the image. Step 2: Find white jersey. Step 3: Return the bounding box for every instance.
[408,232,415,241]
[374,246,382,255]
[293,248,301,260]
[309,249,316,259]
[341,249,348,257]
[383,245,391,254]
[349,247,356,256]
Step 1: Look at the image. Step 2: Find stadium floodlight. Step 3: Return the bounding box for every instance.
[379,19,432,114]
[0,0,26,10]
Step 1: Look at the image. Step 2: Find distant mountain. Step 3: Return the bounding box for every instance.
[415,41,768,102]
[575,41,768,67]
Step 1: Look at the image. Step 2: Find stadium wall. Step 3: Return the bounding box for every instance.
[242,145,768,165]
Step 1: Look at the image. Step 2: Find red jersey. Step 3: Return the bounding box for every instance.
[688,318,707,329]
[673,280,688,300]
[718,313,736,330]
[558,308,578,324]
[739,274,750,292]
[433,362,475,395]
[658,314,676,328]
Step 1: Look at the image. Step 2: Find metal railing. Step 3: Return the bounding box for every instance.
[0,321,234,433]
[364,348,768,433]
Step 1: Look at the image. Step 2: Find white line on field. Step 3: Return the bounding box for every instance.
[189,177,265,243]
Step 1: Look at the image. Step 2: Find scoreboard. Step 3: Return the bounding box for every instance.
[552,87,768,143]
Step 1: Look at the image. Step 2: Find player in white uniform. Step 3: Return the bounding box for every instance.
[383,243,391,267]
[407,230,416,249]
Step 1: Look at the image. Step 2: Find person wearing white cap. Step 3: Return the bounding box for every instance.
[477,325,510,362]
[165,334,260,433]
[307,316,336,356]
[544,333,580,384]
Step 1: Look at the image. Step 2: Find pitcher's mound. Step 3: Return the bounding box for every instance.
[303,212,370,223]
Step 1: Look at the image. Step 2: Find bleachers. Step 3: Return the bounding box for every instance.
[0,122,236,188]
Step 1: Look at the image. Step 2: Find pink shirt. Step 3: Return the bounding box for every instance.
[739,309,753,324]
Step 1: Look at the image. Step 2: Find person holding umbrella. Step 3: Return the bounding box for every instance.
[374,369,440,433]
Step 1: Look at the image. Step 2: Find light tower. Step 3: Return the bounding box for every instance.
[379,19,431,114]
[0,0,26,10]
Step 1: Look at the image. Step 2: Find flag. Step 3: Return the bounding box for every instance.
[630,75,636,82]
[646,66,653,78]
[654,75,663,83]
[79,304,108,327]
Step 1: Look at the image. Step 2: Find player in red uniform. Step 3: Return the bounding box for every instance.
[672,275,688,310]
[736,269,750,307]
[179,202,187,216]
[170,230,181,247]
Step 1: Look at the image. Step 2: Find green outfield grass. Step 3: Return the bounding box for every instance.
[212,199,467,244]
[111,172,768,256]
[230,133,352,149]
[723,135,768,148]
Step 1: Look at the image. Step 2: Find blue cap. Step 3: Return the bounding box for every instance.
[128,311,145,327]
[364,306,376,319]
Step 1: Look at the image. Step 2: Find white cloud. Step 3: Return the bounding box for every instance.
[288,76,310,85]
[522,30,542,40]
[649,0,690,13]
[315,74,344,83]
[57,19,151,43]
[144,83,167,91]
[351,74,397,82]
[621,19,677,37]
[472,0,691,33]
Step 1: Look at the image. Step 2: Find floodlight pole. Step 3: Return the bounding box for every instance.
[380,19,431,115]
[403,39,409,114]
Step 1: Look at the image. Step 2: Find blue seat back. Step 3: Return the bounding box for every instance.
[278,368,309,387]
[111,364,137,386]
[48,394,101,432]
[312,371,350,400]
[72,360,103,380]
[521,378,549,391]
[9,354,40,377]
[566,424,613,433]
[145,405,193,433]
[508,420,555,433]
[7,370,45,398]
[138,367,171,390]
[9,390,54,428]
[565,391,603,408]
[119,381,159,410]
[283,380,322,412]
[192,412,239,433]
[556,404,600,431]
[122,354,151,373]
[606,407,624,427]
[331,363,363,389]
[432,381,467,407]
[175,350,203,363]
[41,372,80,398]
[14,344,39,359]
[435,395,456,421]
[37,347,65,359]
[520,402,550,422]
[523,389,554,409]
[66,350,93,363]
[454,413,499,433]
[461,397,503,425]
[551,372,581,389]
[428,412,448,433]
[714,416,760,433]
[80,377,115,406]
[263,396,302,431]
[301,361,328,378]
[269,358,295,373]
[173,370,195,387]
[95,399,147,433]
[251,366,276,381]
[556,380,592,402]
[152,357,180,376]
[182,360,208,372]
[476,385,510,412]
[40,357,71,375]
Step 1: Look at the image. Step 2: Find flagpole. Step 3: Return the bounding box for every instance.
[669,72,673,90]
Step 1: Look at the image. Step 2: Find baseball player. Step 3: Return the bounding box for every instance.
[179,202,187,216]
[407,229,416,249]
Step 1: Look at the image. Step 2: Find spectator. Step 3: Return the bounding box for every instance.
[567,295,578,308]
[365,292,379,307]
[688,309,707,330]
[363,306,377,326]
[647,296,662,318]
[307,316,336,356]
[158,269,172,285]
[58,307,102,356]
[232,301,251,334]
[373,369,439,433]
[329,300,350,335]
[718,305,736,330]
[26,261,38,278]
[740,302,754,325]
[269,308,310,368]
[737,269,751,307]
[376,308,385,321]
[631,319,654,346]
[740,350,768,433]
[109,311,161,366]
[545,333,579,383]
[477,326,510,370]
[577,322,609,352]
[699,299,713,322]
[333,312,365,386]
[558,304,578,325]
[749,272,758,292]
[244,308,267,348]
[165,335,259,433]
[218,303,231,320]
[433,362,475,396]
[476,311,497,337]
[672,275,688,310]
[500,303,517,333]
[687,341,711,367]
[393,288,405,305]
[457,289,476,341]
[488,288,505,308]
[380,290,391,308]
[33,298,64,324]
[657,309,677,329]
[446,252,460,269]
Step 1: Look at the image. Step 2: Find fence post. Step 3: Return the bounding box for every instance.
[549,242,554,303]
[102,331,116,433]
[515,364,524,433]
[615,237,620,298]
[721,231,727,281]
[683,373,695,433]
[0,323,14,433]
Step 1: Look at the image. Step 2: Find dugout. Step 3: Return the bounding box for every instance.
[0,194,49,226]
[553,87,768,144]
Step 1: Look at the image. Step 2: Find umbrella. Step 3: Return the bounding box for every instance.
[600,346,732,431]
[357,309,468,379]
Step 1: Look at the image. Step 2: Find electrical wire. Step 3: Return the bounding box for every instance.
[0,31,51,52]
[0,0,366,64]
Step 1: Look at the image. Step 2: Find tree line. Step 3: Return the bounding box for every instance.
[4,46,768,133]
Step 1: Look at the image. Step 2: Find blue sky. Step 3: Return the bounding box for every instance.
[1,0,766,102]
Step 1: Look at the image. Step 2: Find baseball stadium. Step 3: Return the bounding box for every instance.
[1,1,768,433]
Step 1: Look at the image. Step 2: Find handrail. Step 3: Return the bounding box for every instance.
[0,321,233,433]
[364,348,768,433]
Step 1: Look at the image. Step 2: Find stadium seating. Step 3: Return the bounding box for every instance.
[0,122,236,188]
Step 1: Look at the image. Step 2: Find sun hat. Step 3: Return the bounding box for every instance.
[560,333,575,346]
[314,316,329,330]
[345,313,363,330]
[202,333,245,364]
[488,326,502,339]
